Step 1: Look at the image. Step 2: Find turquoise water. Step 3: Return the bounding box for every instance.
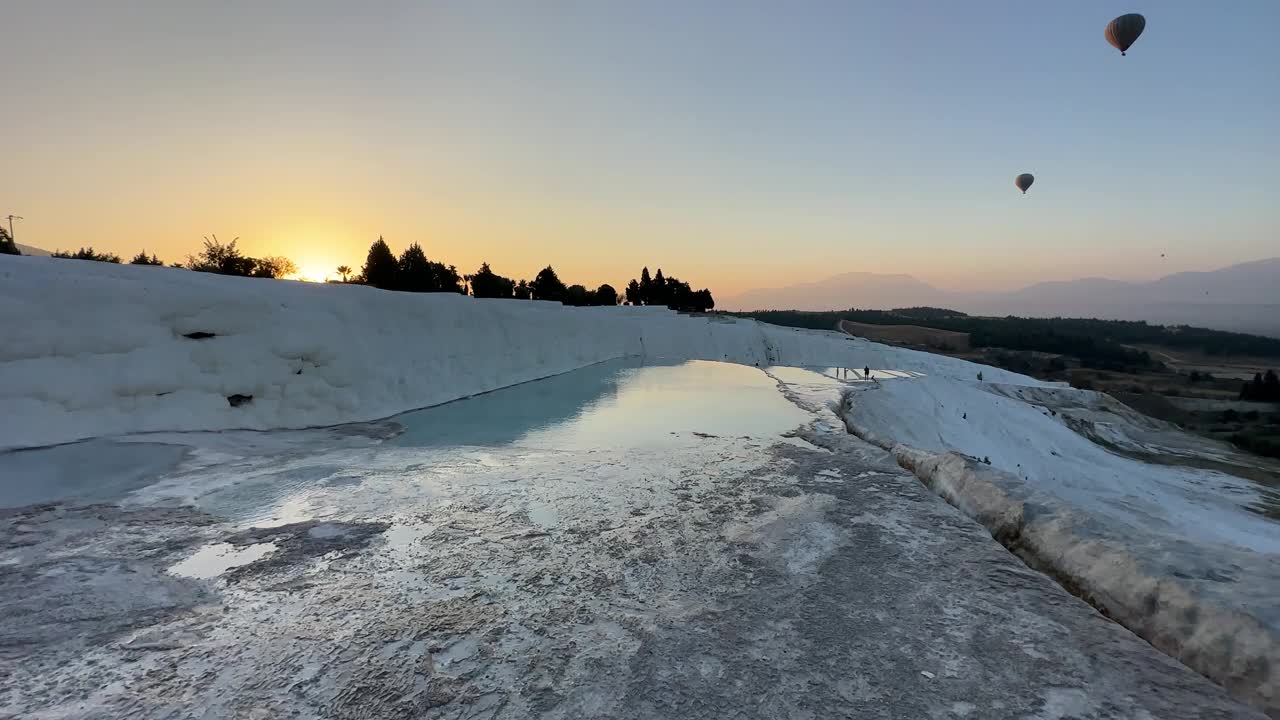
[0,439,187,509]
[391,358,811,450]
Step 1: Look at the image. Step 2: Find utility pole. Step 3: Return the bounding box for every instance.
[4,215,22,244]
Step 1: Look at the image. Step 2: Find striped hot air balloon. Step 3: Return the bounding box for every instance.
[1105,13,1146,56]
[1015,173,1035,194]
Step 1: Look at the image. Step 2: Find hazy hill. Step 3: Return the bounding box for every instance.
[724,272,949,313]
[721,259,1280,338]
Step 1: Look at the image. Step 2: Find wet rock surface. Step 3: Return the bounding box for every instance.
[220,519,391,582]
[0,504,217,672]
[0,372,1264,719]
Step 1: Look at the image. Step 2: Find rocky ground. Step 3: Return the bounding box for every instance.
[0,371,1263,719]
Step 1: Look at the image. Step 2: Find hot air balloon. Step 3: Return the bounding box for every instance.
[1015,173,1035,194]
[1105,13,1146,56]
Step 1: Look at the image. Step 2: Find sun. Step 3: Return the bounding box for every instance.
[291,263,333,283]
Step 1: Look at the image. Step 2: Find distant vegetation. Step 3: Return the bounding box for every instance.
[734,307,1280,363]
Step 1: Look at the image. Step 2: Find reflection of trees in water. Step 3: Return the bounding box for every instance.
[391,358,671,448]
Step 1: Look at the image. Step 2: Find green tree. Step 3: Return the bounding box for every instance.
[666,275,692,309]
[1241,372,1265,401]
[638,267,652,305]
[514,279,532,300]
[0,226,18,255]
[530,265,567,302]
[468,262,516,299]
[1264,369,1280,401]
[361,236,399,289]
[625,279,641,305]
[693,288,715,311]
[563,284,592,306]
[397,243,434,292]
[336,264,352,282]
[595,283,619,306]
[185,236,293,278]
[652,269,669,307]
[431,262,465,294]
[187,236,254,275]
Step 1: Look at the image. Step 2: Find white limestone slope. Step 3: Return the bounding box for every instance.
[840,378,1280,715]
[0,255,1031,451]
[4,254,1280,712]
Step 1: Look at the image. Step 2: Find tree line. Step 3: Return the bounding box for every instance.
[18,236,300,279]
[353,237,714,310]
[5,231,718,310]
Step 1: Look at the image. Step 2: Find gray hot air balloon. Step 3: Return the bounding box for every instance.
[1105,13,1146,56]
[1015,173,1035,194]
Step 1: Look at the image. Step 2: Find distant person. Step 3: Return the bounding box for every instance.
[864,366,871,380]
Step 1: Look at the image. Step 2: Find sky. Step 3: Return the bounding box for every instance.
[4,1,1278,294]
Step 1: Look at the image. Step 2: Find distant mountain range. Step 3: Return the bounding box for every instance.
[721,258,1280,338]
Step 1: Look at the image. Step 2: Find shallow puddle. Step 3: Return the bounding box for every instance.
[168,542,278,579]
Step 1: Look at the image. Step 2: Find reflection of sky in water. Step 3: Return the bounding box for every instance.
[0,439,187,509]
[392,359,811,450]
